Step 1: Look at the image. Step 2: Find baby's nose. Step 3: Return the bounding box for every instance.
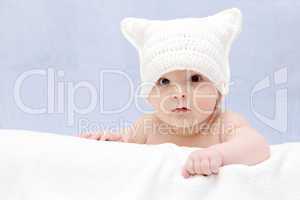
[172,92,186,100]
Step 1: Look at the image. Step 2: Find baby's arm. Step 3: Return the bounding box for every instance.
[211,112,270,165]
[121,115,149,144]
[182,111,270,178]
[79,115,150,144]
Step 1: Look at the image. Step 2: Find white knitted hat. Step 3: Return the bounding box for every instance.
[121,8,242,98]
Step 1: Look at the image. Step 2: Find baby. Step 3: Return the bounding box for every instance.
[80,8,270,178]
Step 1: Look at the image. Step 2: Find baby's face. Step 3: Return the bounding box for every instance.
[147,69,220,127]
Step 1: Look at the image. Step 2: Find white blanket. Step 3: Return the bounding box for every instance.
[0,129,299,200]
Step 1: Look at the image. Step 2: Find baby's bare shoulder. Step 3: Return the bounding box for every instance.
[134,113,158,127]
[126,113,158,144]
[218,110,250,127]
[213,111,251,142]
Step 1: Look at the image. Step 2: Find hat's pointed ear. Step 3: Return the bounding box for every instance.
[121,17,151,50]
[214,8,242,30]
[212,8,242,54]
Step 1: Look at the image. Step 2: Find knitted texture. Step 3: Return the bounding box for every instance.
[121,8,242,98]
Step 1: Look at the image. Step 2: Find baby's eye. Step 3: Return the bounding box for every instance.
[191,74,203,82]
[157,77,170,86]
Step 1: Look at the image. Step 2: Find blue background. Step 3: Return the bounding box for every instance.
[0,0,299,144]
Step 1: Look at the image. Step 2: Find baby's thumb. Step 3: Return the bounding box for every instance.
[181,167,190,179]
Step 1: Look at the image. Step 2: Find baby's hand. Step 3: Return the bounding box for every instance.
[182,147,223,178]
[79,132,124,142]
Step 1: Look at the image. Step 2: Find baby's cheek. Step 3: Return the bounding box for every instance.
[192,85,218,113]
[160,96,177,111]
[149,93,174,112]
[193,98,216,113]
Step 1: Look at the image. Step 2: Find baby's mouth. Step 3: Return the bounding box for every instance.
[171,107,191,113]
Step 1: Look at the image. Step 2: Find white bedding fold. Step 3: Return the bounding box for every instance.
[0,129,299,200]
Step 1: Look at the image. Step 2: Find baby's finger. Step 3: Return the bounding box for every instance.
[181,168,190,178]
[210,158,220,174]
[86,133,97,139]
[79,133,91,138]
[194,158,202,174]
[185,158,195,176]
[200,159,211,175]
[90,133,102,140]
[109,134,122,141]
[100,134,110,141]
